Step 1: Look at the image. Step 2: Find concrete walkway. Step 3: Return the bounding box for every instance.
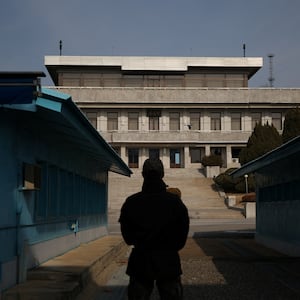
[3,170,258,300]
[4,219,300,300]
[2,236,127,300]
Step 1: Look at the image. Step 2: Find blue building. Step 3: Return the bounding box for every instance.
[232,136,300,256]
[0,72,131,293]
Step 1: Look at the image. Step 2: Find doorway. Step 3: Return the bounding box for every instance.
[170,148,181,168]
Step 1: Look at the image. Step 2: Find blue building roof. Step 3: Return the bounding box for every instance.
[0,72,132,177]
[231,135,300,178]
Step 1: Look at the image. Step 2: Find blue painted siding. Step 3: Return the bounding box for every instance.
[21,163,107,244]
[1,78,130,293]
[1,109,108,262]
[255,151,300,249]
[0,113,18,263]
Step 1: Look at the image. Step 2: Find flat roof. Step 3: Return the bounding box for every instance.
[45,55,263,84]
[45,55,262,70]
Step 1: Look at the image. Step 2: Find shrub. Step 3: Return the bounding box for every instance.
[239,122,282,165]
[214,169,255,193]
[282,107,300,144]
[201,154,222,167]
[234,174,255,193]
[214,172,237,192]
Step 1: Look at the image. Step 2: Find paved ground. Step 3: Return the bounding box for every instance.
[4,220,300,300]
[4,172,299,300]
[76,225,300,300]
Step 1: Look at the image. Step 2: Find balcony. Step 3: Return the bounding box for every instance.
[101,130,251,144]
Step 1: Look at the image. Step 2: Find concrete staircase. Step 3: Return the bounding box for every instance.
[108,168,244,224]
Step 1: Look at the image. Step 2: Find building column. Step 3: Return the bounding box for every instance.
[120,146,127,164]
[205,145,210,156]
[161,147,169,169]
[140,148,148,167]
[226,145,231,166]
[184,146,190,168]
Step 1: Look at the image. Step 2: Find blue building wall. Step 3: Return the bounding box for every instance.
[255,151,300,255]
[231,136,300,256]
[1,73,131,293]
[0,108,111,289]
[0,82,131,295]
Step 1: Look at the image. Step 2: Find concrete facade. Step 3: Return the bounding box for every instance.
[45,55,300,171]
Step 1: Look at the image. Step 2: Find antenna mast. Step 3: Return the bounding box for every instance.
[59,40,62,56]
[268,54,274,87]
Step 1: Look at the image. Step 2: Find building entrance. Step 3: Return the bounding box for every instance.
[170,148,181,168]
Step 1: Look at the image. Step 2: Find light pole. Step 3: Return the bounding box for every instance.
[244,174,249,194]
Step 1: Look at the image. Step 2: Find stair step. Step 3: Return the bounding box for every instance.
[108,168,244,221]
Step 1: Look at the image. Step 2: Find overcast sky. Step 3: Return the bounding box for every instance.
[1,0,299,87]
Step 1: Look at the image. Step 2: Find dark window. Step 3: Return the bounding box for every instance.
[190,148,202,163]
[148,110,161,131]
[170,149,181,168]
[107,112,118,131]
[128,112,139,130]
[231,112,241,130]
[128,148,139,168]
[211,112,221,130]
[170,112,180,131]
[190,112,201,130]
[86,112,97,129]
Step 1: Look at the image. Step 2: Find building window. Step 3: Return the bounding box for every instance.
[170,148,181,168]
[211,112,221,130]
[149,116,159,130]
[23,163,41,190]
[190,112,201,130]
[36,165,106,221]
[170,112,180,131]
[128,148,139,168]
[251,112,262,130]
[190,148,202,163]
[107,112,118,131]
[231,112,241,131]
[272,112,282,130]
[147,110,161,131]
[86,112,97,129]
[128,112,139,130]
[231,147,243,163]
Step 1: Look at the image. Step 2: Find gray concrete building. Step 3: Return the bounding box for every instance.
[45,55,300,170]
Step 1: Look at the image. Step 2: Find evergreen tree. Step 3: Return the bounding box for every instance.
[239,122,282,165]
[282,107,300,144]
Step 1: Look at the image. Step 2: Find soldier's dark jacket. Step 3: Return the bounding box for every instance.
[119,177,189,280]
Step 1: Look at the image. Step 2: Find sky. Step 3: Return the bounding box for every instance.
[1,0,299,87]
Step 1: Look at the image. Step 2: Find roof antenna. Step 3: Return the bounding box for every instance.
[59,40,62,56]
[268,54,275,87]
[243,44,246,57]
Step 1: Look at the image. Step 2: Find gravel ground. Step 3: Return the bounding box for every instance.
[78,237,300,300]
